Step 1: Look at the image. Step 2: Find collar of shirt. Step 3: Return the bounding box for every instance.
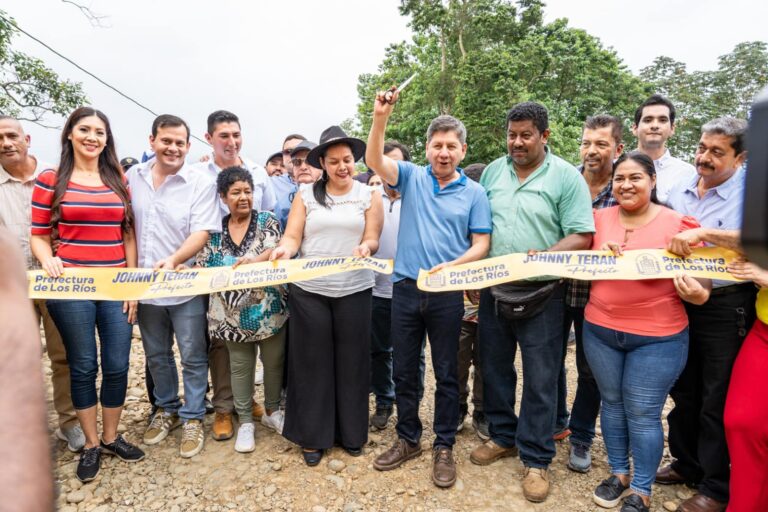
[579,167,616,208]
[682,167,745,201]
[504,147,552,185]
[137,158,193,187]
[426,165,467,194]
[0,159,44,184]
[654,149,673,168]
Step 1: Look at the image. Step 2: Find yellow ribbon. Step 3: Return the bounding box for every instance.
[417,247,742,292]
[28,257,393,301]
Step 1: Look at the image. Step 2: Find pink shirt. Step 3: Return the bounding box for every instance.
[585,206,700,336]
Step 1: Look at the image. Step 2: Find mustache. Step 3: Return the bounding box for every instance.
[697,163,715,171]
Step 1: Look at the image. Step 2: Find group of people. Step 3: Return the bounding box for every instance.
[0,87,765,512]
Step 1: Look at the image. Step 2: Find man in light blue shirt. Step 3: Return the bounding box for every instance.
[366,89,491,489]
[661,117,756,510]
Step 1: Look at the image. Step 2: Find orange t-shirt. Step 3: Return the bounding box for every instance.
[585,206,701,337]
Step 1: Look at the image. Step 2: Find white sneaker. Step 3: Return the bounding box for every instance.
[261,410,285,435]
[255,365,264,385]
[234,423,256,453]
[56,425,86,452]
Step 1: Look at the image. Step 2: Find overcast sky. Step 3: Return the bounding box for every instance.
[4,0,767,165]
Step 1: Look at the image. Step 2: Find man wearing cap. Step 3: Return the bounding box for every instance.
[366,90,492,489]
[0,115,84,453]
[265,151,285,177]
[120,157,139,173]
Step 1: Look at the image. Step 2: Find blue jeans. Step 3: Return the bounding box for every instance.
[46,299,133,409]
[583,320,688,497]
[370,296,395,408]
[392,279,463,448]
[478,284,565,468]
[138,296,209,420]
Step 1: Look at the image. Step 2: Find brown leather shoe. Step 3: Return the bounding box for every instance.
[252,401,265,420]
[212,412,234,441]
[470,440,519,465]
[522,466,550,502]
[655,464,688,485]
[678,494,727,512]
[432,447,456,488]
[373,438,423,471]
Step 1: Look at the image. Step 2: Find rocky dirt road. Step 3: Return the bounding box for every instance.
[47,329,692,511]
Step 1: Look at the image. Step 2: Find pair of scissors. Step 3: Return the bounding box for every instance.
[383,73,417,104]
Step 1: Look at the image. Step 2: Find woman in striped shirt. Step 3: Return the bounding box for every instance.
[30,107,144,483]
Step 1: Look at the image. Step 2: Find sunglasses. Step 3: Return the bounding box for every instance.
[291,157,307,167]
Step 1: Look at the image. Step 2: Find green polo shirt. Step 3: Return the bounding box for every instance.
[480,149,594,258]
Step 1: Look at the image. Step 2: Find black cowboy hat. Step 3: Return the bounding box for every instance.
[306,126,366,169]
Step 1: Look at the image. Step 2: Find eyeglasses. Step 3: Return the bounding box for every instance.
[291,157,307,167]
[282,149,292,155]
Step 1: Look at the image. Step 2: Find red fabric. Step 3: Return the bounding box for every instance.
[585,206,701,336]
[725,319,768,512]
[31,169,127,267]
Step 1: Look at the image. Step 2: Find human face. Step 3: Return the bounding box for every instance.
[632,105,674,150]
[612,159,656,212]
[581,126,623,175]
[425,130,466,179]
[384,147,405,161]
[223,180,253,218]
[507,120,549,170]
[206,121,241,164]
[282,137,303,174]
[150,125,190,171]
[321,143,355,187]
[292,149,322,184]
[694,132,746,183]
[266,156,285,176]
[368,175,383,187]
[68,115,107,162]
[0,118,30,169]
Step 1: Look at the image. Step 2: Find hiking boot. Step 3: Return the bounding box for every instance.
[522,466,550,503]
[373,438,423,471]
[593,475,630,508]
[100,434,145,462]
[252,401,265,420]
[56,425,85,452]
[432,447,456,488]
[179,420,205,458]
[370,406,393,431]
[567,442,592,473]
[143,409,180,445]
[471,411,489,441]
[470,440,518,465]
[76,446,101,482]
[212,412,234,440]
[234,423,256,453]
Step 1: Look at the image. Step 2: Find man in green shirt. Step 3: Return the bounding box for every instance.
[469,102,594,503]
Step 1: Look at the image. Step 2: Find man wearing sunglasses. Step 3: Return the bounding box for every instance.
[273,140,321,230]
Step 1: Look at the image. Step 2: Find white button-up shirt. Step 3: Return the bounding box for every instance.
[654,149,696,205]
[0,157,53,270]
[127,159,221,306]
[193,154,276,217]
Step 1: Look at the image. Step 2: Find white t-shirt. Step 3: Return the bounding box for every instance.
[373,192,401,299]
[295,180,375,297]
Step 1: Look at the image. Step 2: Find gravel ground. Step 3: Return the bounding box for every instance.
[45,328,692,512]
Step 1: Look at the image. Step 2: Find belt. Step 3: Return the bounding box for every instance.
[710,282,755,297]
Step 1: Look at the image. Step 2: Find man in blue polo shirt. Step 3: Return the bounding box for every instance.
[365,89,491,489]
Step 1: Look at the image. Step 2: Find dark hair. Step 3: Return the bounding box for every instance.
[634,94,676,126]
[365,172,382,185]
[612,151,660,204]
[283,133,306,144]
[313,141,353,208]
[207,110,240,135]
[217,166,254,196]
[463,163,486,183]
[701,117,748,155]
[52,107,133,231]
[426,115,467,144]
[152,114,190,142]
[583,114,623,145]
[383,140,412,162]
[507,101,549,133]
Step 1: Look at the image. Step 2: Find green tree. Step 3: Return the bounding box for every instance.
[0,10,87,126]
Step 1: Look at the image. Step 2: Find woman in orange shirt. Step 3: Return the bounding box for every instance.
[583,152,710,512]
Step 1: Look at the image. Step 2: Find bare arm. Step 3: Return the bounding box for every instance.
[354,191,384,257]
[547,233,593,252]
[154,231,210,270]
[270,191,307,260]
[122,227,138,323]
[365,89,400,186]
[0,229,54,511]
[668,228,742,257]
[30,234,64,278]
[429,232,491,272]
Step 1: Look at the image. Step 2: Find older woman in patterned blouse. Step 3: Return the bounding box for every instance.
[194,166,287,453]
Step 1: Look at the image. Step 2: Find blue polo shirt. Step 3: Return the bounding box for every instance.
[271,174,298,230]
[392,161,492,282]
[667,167,745,287]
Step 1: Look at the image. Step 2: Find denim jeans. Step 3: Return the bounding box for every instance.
[556,305,601,447]
[370,296,396,408]
[138,296,209,420]
[478,284,565,468]
[583,320,688,497]
[46,299,133,409]
[392,279,463,448]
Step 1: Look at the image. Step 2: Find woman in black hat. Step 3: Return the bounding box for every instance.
[270,126,383,466]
